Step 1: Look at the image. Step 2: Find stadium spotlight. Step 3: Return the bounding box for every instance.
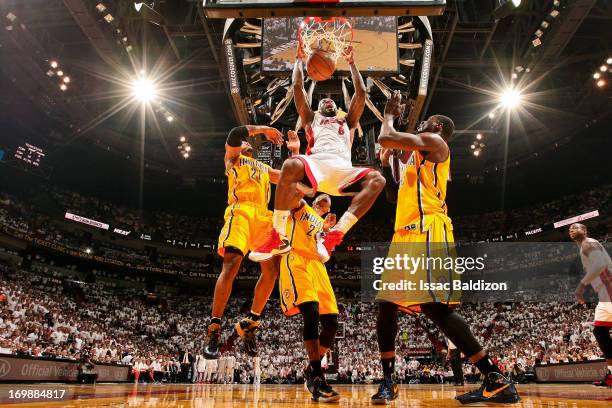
[96,3,106,13]
[607,57,612,65]
[57,70,64,77]
[185,146,191,152]
[50,60,58,68]
[63,76,70,83]
[593,72,601,79]
[131,78,156,103]
[473,150,481,157]
[596,79,606,88]
[511,0,521,6]
[183,152,189,159]
[600,65,607,72]
[470,144,475,150]
[476,133,483,140]
[511,73,518,79]
[494,0,521,19]
[489,112,496,119]
[166,115,174,122]
[60,83,67,91]
[500,88,521,109]
[180,136,186,142]
[104,14,114,23]
[85,248,92,254]
[134,2,144,12]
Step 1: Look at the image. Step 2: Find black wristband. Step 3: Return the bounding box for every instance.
[226,126,249,147]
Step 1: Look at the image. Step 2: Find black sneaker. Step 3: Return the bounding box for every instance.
[203,322,221,359]
[234,318,260,357]
[456,372,520,405]
[310,376,340,403]
[371,375,399,405]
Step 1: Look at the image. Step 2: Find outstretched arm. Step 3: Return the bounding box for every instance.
[345,57,367,131]
[225,125,283,170]
[293,59,314,128]
[269,130,300,184]
[378,91,448,156]
[379,147,398,204]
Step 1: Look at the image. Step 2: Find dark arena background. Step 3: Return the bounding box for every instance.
[0,0,611,407]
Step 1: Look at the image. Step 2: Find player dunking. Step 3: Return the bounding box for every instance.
[279,194,341,402]
[372,91,520,405]
[204,126,299,359]
[249,50,386,262]
[569,223,612,387]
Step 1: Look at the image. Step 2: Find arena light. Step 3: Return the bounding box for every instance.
[166,115,173,122]
[85,248,92,254]
[134,2,144,12]
[185,145,191,152]
[596,79,606,88]
[50,60,58,68]
[500,88,521,109]
[180,136,186,142]
[470,144,475,150]
[63,76,70,83]
[103,14,114,23]
[473,150,481,157]
[131,77,156,103]
[96,3,106,12]
[549,9,560,18]
[600,65,607,72]
[511,73,518,79]
[488,112,495,119]
[57,70,64,77]
[532,38,542,48]
[607,57,612,65]
[476,133,483,140]
[183,152,189,159]
[60,83,67,91]
[593,72,601,79]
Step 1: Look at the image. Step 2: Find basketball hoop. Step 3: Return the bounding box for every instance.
[298,17,353,64]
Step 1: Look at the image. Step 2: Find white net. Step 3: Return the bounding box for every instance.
[298,17,353,63]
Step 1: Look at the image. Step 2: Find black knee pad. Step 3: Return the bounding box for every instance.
[298,302,320,341]
[420,302,482,357]
[376,301,399,353]
[319,314,338,349]
[593,326,612,359]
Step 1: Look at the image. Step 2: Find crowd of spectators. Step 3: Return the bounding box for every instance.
[0,259,605,384]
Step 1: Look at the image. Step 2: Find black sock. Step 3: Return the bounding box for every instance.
[474,355,502,376]
[211,317,221,326]
[310,360,323,377]
[248,311,261,321]
[381,357,395,377]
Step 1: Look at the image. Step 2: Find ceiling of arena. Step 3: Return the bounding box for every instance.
[0,0,610,182]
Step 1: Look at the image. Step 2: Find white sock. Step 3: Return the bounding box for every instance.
[334,211,358,234]
[273,210,290,237]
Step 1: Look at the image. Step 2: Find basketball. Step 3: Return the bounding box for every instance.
[307,49,336,81]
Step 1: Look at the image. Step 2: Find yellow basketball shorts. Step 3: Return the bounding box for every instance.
[217,202,272,257]
[279,251,338,317]
[376,215,460,315]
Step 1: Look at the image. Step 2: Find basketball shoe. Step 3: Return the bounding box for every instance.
[234,318,260,357]
[455,372,520,404]
[203,322,221,359]
[371,375,399,405]
[248,229,291,262]
[317,230,344,261]
[304,366,340,403]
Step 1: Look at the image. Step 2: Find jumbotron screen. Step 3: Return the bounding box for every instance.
[262,16,399,74]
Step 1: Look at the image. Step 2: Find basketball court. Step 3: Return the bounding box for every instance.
[0,383,610,407]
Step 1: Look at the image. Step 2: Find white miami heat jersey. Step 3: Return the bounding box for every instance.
[306,112,352,162]
[580,238,612,302]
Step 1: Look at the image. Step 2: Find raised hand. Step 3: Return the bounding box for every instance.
[384,90,404,119]
[286,130,300,154]
[323,213,337,231]
[263,127,284,145]
[343,45,354,64]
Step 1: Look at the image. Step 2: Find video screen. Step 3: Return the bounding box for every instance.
[262,16,398,74]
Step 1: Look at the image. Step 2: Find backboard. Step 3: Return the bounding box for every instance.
[203,0,446,18]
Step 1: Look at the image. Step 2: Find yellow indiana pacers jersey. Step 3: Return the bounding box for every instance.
[288,203,325,260]
[226,155,271,207]
[395,150,451,232]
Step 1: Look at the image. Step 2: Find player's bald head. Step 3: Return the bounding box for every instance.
[568,223,587,241]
